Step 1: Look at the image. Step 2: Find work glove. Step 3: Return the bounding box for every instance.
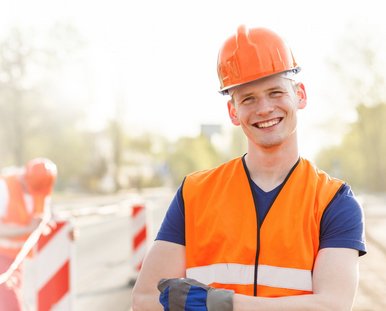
[158,277,234,311]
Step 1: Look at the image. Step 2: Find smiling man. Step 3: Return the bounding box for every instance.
[131,25,366,311]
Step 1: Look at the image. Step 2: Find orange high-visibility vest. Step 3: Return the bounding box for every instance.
[183,157,344,297]
[0,175,45,258]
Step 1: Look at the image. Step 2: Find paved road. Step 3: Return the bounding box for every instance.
[353,196,386,311]
[74,215,133,311]
[60,191,385,310]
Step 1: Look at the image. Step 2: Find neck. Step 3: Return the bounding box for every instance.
[245,138,300,192]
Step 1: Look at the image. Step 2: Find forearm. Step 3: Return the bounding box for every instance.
[131,287,163,311]
[131,241,186,311]
[233,249,359,311]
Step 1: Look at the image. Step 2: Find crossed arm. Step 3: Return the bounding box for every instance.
[131,240,359,311]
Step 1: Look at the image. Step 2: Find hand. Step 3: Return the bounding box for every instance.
[157,278,233,311]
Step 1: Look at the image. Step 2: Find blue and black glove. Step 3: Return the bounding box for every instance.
[157,278,234,311]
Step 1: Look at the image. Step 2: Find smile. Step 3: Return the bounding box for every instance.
[254,117,282,129]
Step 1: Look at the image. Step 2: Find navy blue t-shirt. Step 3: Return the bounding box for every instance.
[156,179,367,256]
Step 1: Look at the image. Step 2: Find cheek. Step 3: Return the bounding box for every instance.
[235,109,249,123]
[280,99,298,114]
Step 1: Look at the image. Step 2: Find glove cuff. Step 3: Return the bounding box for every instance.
[207,289,234,311]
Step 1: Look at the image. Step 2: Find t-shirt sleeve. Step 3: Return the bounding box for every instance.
[319,184,367,256]
[155,185,186,245]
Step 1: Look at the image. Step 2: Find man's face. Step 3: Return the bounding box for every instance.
[227,74,307,150]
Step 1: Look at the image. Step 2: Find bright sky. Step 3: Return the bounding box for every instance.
[1,0,385,159]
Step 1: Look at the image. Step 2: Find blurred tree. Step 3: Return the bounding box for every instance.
[315,23,386,193]
[316,103,386,192]
[166,134,222,186]
[121,132,170,190]
[327,23,386,108]
[124,131,155,153]
[0,24,95,191]
[0,28,34,165]
[108,120,123,191]
[228,127,248,159]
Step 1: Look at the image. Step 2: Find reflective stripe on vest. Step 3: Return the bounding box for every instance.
[0,238,25,249]
[183,157,344,297]
[187,263,312,291]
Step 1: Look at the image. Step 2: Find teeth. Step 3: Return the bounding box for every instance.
[256,118,280,128]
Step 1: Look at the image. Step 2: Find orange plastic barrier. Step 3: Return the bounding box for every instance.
[130,204,147,282]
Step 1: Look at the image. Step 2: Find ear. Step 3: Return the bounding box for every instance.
[296,82,307,109]
[227,100,240,126]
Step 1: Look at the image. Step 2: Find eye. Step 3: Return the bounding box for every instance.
[240,96,255,105]
[269,91,284,98]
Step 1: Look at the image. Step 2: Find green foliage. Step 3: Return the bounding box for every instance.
[0,23,243,194]
[0,24,94,191]
[229,127,248,159]
[166,135,223,186]
[316,104,386,192]
[315,24,386,194]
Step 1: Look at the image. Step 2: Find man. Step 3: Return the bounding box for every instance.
[131,25,366,310]
[0,158,57,310]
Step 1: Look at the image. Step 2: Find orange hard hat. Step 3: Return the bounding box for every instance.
[24,158,57,196]
[217,25,300,95]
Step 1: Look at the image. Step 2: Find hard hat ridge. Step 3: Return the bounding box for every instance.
[217,25,300,95]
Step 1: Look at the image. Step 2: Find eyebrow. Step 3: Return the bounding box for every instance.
[265,85,286,92]
[235,85,286,98]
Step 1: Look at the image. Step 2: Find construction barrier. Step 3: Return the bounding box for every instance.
[0,217,75,311]
[32,220,75,311]
[22,220,75,311]
[129,203,147,284]
[2,198,149,308]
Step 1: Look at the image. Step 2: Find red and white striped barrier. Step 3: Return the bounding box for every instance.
[130,204,147,278]
[23,220,75,311]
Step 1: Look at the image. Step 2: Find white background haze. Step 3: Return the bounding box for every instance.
[1,0,385,159]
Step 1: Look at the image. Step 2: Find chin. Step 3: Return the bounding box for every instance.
[251,139,282,149]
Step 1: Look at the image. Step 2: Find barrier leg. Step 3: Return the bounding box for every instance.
[129,204,147,287]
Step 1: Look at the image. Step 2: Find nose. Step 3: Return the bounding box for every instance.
[255,98,275,116]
